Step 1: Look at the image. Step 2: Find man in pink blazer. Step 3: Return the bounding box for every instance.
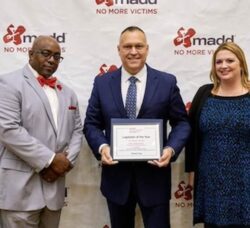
[0,36,83,228]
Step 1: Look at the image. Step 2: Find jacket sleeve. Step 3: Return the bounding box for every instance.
[185,84,213,172]
[83,77,108,160]
[165,76,191,161]
[0,76,54,172]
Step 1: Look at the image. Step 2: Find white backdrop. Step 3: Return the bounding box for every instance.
[1,0,250,227]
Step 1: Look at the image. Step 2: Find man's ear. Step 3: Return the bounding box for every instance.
[28,50,34,58]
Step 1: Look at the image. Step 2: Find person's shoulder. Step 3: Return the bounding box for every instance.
[147,65,176,80]
[192,84,213,103]
[197,83,213,93]
[147,66,177,87]
[0,67,24,83]
[94,67,121,82]
[1,67,23,77]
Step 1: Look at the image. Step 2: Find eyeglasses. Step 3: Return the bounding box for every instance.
[35,50,64,62]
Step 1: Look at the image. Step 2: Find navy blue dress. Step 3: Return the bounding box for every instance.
[194,93,250,226]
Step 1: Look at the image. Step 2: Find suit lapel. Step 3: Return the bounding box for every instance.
[138,66,159,117]
[23,65,57,134]
[109,69,127,117]
[56,86,66,135]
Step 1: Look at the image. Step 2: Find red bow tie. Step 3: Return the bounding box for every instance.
[37,75,57,89]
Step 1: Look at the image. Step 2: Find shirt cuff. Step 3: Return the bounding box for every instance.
[99,143,109,154]
[45,153,56,168]
[164,146,175,157]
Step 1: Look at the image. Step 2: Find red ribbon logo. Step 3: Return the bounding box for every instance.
[3,24,26,45]
[96,0,114,7]
[174,181,193,201]
[173,27,196,48]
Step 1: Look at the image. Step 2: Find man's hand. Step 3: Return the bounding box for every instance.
[148,147,173,167]
[100,145,118,166]
[50,152,72,176]
[40,167,59,183]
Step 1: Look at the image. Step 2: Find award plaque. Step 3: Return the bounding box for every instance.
[111,118,163,161]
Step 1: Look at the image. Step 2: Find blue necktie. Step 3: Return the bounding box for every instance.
[125,76,138,119]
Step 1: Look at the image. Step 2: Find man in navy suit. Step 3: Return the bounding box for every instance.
[83,26,191,228]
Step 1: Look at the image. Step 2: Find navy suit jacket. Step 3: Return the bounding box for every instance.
[84,65,190,206]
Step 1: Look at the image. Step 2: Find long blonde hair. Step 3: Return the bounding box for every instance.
[210,42,250,92]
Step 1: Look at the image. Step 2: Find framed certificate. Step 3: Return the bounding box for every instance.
[111,118,163,161]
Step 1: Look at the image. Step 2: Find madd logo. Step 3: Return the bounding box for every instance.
[95,0,157,7]
[2,24,66,54]
[95,0,158,15]
[174,181,193,209]
[173,27,235,56]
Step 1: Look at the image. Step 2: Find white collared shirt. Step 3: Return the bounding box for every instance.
[121,65,147,117]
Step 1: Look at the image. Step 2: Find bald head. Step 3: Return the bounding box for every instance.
[29,35,62,78]
[31,35,60,51]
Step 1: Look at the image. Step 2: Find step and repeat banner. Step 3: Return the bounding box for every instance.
[1,1,250,227]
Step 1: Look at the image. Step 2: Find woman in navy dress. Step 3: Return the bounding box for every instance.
[186,42,250,228]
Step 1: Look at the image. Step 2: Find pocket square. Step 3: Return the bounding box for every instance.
[68,106,77,110]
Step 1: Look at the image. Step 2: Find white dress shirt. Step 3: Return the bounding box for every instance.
[121,65,147,116]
